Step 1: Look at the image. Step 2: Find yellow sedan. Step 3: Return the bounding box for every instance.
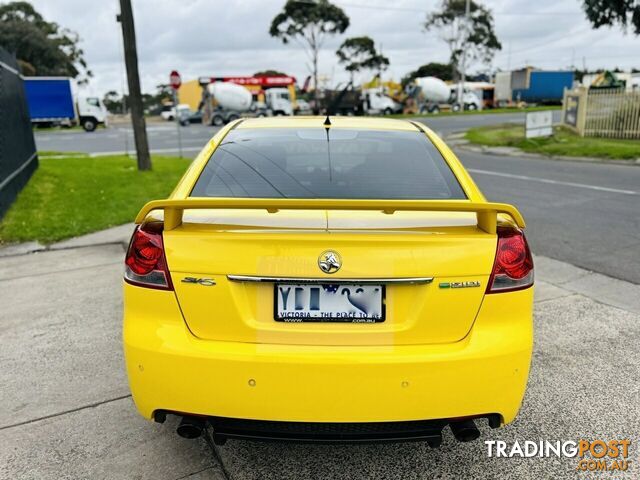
[123,117,533,446]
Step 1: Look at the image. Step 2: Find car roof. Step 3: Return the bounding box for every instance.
[236,116,420,132]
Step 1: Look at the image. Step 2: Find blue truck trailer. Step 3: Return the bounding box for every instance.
[512,70,574,104]
[23,77,107,131]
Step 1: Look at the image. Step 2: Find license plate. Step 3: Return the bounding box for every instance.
[275,284,385,323]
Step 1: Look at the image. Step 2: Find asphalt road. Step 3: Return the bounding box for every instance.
[33,111,562,156]
[33,110,640,284]
[455,150,640,284]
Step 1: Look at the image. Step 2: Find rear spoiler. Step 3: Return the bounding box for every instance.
[135,198,525,234]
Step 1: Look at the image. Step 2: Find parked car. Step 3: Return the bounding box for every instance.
[123,117,534,446]
[177,106,203,126]
[160,104,175,121]
[161,104,192,121]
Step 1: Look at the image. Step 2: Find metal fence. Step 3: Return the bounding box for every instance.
[562,87,640,139]
[0,48,38,220]
[584,89,640,139]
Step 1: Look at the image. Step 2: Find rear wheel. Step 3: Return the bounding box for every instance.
[430,105,440,114]
[211,114,224,127]
[81,117,97,132]
[226,113,240,122]
[467,103,477,111]
[383,107,392,115]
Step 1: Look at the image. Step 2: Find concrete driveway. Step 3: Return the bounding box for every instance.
[1,227,639,480]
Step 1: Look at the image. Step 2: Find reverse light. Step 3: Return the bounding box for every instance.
[124,222,173,290]
[487,226,534,293]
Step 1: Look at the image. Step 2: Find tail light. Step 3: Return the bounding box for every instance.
[486,226,534,293]
[124,222,173,290]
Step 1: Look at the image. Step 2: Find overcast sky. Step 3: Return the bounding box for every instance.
[27,0,640,96]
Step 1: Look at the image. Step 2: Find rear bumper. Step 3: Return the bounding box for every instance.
[123,284,533,425]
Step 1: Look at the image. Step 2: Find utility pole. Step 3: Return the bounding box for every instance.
[457,0,471,113]
[456,0,471,112]
[117,0,151,171]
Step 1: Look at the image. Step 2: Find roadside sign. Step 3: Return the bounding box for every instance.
[564,95,580,128]
[169,70,181,90]
[526,111,553,138]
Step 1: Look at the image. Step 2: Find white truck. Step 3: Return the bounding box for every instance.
[264,88,294,116]
[23,77,108,132]
[204,82,294,126]
[203,82,254,126]
[362,88,401,115]
[450,86,483,111]
[411,77,452,114]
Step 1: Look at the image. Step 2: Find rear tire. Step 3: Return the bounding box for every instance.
[430,106,440,114]
[467,103,477,111]
[81,118,97,132]
[383,107,392,115]
[226,113,240,122]
[211,114,224,127]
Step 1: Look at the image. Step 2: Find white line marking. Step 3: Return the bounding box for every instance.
[467,168,638,196]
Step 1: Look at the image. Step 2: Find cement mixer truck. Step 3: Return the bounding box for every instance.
[203,82,254,126]
[202,82,294,126]
[406,77,452,114]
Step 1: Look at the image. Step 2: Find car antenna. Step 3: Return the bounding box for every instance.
[323,116,332,182]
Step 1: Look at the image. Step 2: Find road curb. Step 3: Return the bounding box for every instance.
[0,223,134,258]
[534,256,640,315]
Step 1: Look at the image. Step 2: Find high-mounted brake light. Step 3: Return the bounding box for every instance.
[486,226,534,294]
[124,222,173,290]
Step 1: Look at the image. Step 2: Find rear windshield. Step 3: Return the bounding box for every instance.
[191,128,466,199]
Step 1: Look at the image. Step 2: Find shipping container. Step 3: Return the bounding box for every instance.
[23,77,75,122]
[512,70,574,104]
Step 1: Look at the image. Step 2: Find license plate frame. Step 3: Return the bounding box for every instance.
[274,283,386,323]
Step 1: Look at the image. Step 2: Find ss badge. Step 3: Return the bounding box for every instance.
[181,277,216,286]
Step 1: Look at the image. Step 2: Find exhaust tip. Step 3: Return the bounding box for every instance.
[450,419,480,442]
[177,416,205,439]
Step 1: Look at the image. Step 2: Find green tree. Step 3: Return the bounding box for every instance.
[270,0,349,105]
[103,90,124,114]
[0,1,91,82]
[336,36,389,83]
[424,0,501,80]
[582,0,640,34]
[401,62,453,86]
[142,84,173,114]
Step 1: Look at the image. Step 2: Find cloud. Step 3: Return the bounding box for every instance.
[27,0,640,96]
